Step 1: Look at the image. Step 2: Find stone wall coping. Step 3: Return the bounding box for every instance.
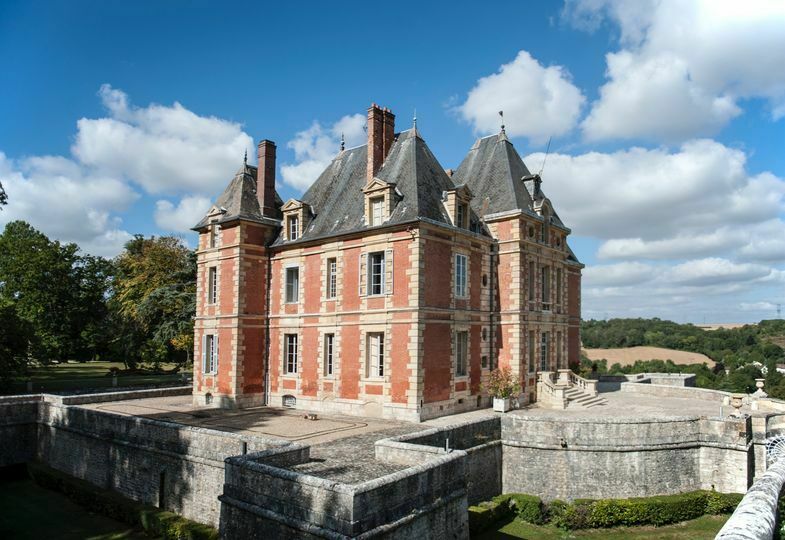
[0,394,43,404]
[619,382,731,401]
[505,413,705,424]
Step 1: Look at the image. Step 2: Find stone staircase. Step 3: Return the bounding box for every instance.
[564,386,607,409]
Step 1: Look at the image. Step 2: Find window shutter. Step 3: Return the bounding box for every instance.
[385,248,394,295]
[359,253,367,296]
[201,335,207,374]
[214,335,219,373]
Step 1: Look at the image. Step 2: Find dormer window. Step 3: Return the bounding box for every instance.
[281,199,311,241]
[362,178,395,227]
[288,215,299,240]
[209,219,218,248]
[444,185,473,230]
[370,196,384,226]
[456,203,468,229]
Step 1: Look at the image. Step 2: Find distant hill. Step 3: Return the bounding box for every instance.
[583,346,715,367]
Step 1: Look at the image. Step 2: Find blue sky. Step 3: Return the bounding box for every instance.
[1,0,783,323]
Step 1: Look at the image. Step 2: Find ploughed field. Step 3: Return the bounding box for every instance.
[582,346,715,367]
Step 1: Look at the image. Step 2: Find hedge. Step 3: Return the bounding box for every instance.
[27,463,218,540]
[469,489,743,533]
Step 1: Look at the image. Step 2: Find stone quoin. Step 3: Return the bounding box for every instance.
[191,103,583,421]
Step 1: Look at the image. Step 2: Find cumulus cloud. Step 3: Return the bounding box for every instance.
[457,50,585,143]
[583,261,657,287]
[566,0,785,141]
[0,85,255,254]
[154,195,212,233]
[526,140,785,243]
[280,113,365,191]
[0,152,136,257]
[73,84,253,195]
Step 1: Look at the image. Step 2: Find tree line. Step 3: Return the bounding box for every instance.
[581,318,785,398]
[0,220,195,389]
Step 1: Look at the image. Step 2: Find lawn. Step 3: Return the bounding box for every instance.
[0,477,150,540]
[475,514,729,539]
[9,361,190,394]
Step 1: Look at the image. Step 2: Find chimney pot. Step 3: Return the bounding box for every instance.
[257,140,277,218]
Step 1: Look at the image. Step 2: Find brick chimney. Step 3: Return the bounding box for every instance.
[366,104,395,181]
[257,139,277,218]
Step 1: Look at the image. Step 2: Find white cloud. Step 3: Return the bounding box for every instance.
[0,85,254,256]
[566,0,785,141]
[457,50,585,143]
[154,195,212,233]
[73,84,253,194]
[280,113,365,191]
[0,152,136,257]
[527,140,785,242]
[583,261,657,287]
[666,258,774,287]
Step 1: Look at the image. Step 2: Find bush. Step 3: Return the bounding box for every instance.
[705,490,743,515]
[468,499,513,533]
[588,491,708,528]
[494,493,544,524]
[27,463,218,540]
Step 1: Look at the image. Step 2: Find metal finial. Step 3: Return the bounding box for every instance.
[243,149,248,166]
[340,132,345,151]
[413,108,417,129]
[499,110,505,133]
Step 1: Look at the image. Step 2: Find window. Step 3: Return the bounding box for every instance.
[541,266,551,310]
[368,251,385,295]
[556,268,563,306]
[324,334,335,376]
[285,334,298,374]
[326,258,337,299]
[285,267,299,303]
[208,267,217,304]
[455,254,468,298]
[528,331,535,373]
[367,332,384,378]
[540,332,549,371]
[203,334,218,374]
[455,331,468,377]
[370,196,384,226]
[456,203,467,228]
[288,215,299,240]
[557,332,563,369]
[528,261,535,305]
[209,220,218,248]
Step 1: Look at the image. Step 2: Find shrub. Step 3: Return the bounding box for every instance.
[468,499,513,533]
[27,463,218,540]
[706,490,743,515]
[544,499,569,528]
[494,493,544,524]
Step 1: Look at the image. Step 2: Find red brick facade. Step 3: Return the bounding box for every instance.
[192,104,582,421]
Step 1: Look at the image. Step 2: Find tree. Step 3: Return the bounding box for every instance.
[111,235,196,368]
[0,180,6,207]
[0,298,29,390]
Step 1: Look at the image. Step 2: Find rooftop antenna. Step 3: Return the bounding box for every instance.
[499,110,505,134]
[538,136,552,177]
[340,132,345,152]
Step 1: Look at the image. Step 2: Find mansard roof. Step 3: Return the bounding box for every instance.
[272,128,461,245]
[192,164,282,230]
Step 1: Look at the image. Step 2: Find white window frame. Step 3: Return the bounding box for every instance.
[324,333,335,376]
[455,330,468,377]
[285,266,299,304]
[367,332,384,378]
[285,334,298,374]
[203,334,218,375]
[367,251,385,296]
[288,215,299,240]
[370,196,384,226]
[326,258,337,299]
[454,253,468,298]
[208,267,217,304]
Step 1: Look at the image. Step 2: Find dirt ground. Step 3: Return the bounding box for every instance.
[582,346,715,367]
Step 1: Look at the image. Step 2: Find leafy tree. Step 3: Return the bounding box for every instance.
[0,298,30,390]
[0,180,6,207]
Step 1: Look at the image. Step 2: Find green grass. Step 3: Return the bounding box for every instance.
[0,478,151,539]
[474,514,730,539]
[9,361,189,394]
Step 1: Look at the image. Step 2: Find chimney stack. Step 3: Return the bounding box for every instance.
[366,103,395,181]
[257,140,277,217]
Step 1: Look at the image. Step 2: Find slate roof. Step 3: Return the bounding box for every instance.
[192,164,282,230]
[271,128,463,245]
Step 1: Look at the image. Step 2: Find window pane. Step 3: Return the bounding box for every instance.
[369,252,385,295]
[286,334,298,374]
[456,331,468,376]
[327,258,337,298]
[368,332,384,377]
[370,197,384,226]
[325,334,334,376]
[455,254,467,297]
[286,267,299,303]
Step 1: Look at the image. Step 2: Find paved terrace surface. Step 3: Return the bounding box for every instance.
[78,390,743,484]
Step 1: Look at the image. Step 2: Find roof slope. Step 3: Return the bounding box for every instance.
[452,133,534,215]
[274,129,458,244]
[193,164,282,229]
